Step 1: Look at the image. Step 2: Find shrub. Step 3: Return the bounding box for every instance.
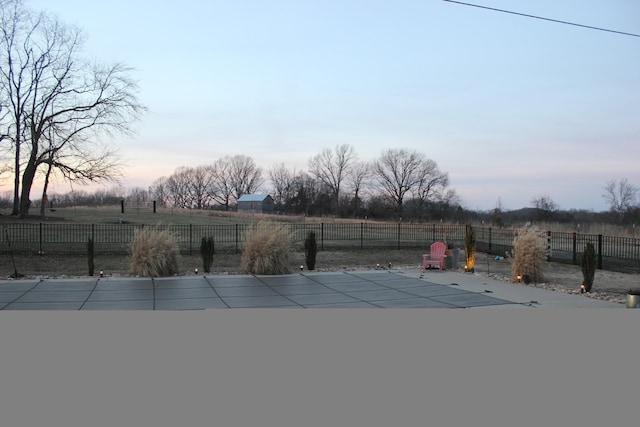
[129,226,180,277]
[200,236,215,273]
[240,221,292,275]
[464,224,476,272]
[304,231,318,270]
[509,225,547,283]
[87,237,95,276]
[581,241,596,292]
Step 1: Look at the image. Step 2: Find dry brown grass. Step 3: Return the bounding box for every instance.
[128,227,181,277]
[508,225,547,283]
[239,221,293,275]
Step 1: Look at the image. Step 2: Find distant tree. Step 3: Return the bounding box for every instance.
[149,176,169,207]
[188,165,216,209]
[268,163,295,209]
[284,173,331,216]
[372,148,421,216]
[209,159,234,210]
[492,198,504,227]
[372,148,448,217]
[345,161,371,217]
[531,195,557,221]
[124,186,151,206]
[531,195,557,211]
[228,154,263,201]
[603,178,638,218]
[308,144,357,215]
[411,158,450,218]
[165,167,193,209]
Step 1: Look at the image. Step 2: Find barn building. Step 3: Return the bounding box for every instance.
[237,194,275,214]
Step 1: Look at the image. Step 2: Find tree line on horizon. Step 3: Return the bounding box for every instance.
[146,144,456,221]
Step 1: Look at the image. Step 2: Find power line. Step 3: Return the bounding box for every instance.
[443,0,640,38]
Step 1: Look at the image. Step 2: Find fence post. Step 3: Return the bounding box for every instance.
[597,234,603,270]
[321,223,324,251]
[360,222,364,250]
[397,222,401,249]
[572,232,577,265]
[489,227,493,254]
[432,223,436,243]
[153,201,156,213]
[235,224,239,254]
[189,224,193,255]
[121,200,124,214]
[39,223,43,255]
[547,230,552,261]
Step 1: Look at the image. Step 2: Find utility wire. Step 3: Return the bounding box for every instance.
[443,0,640,38]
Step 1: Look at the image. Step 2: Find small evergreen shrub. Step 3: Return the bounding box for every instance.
[200,236,215,273]
[87,237,95,276]
[129,226,180,277]
[304,231,318,270]
[240,221,292,275]
[581,241,596,292]
[509,225,547,283]
[465,224,476,272]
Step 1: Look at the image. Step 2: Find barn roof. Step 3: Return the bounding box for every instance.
[237,194,271,202]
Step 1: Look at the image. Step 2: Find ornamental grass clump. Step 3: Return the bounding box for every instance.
[509,225,547,283]
[240,221,292,275]
[129,226,180,277]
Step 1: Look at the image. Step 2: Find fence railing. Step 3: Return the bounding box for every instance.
[2,223,640,273]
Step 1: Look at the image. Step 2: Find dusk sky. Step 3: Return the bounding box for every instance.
[9,0,640,212]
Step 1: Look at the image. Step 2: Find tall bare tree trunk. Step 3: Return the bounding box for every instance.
[19,154,38,218]
[40,160,53,217]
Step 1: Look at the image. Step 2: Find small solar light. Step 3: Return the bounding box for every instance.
[300,265,304,271]
[376,263,380,269]
[194,268,199,274]
[517,275,522,283]
[99,270,104,277]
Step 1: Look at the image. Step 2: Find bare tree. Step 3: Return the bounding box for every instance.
[345,161,370,217]
[149,176,169,207]
[165,167,192,209]
[209,158,234,210]
[603,178,638,215]
[373,148,445,216]
[308,144,357,215]
[531,195,557,212]
[228,154,263,201]
[530,194,557,221]
[1,0,145,217]
[124,186,151,206]
[347,161,371,201]
[412,158,449,216]
[285,172,329,216]
[187,165,215,209]
[268,162,296,208]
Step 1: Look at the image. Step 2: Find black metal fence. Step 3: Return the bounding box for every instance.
[2,223,640,273]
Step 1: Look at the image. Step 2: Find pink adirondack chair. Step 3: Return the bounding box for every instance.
[422,242,447,271]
